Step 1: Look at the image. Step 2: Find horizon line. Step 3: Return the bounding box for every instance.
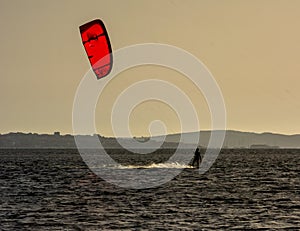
[1,129,300,137]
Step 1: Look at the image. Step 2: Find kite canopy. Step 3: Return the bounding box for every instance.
[79,19,113,79]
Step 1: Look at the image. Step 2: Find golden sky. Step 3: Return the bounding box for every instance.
[1,0,300,136]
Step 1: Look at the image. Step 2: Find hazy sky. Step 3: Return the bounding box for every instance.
[1,0,300,136]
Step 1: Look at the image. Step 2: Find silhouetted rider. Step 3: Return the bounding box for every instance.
[191,147,202,168]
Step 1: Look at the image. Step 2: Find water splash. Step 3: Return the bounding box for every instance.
[115,162,195,169]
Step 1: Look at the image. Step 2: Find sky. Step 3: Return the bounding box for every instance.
[0,0,300,136]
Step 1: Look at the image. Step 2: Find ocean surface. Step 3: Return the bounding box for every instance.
[0,149,299,230]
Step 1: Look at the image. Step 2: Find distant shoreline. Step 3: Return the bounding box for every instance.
[0,130,300,149]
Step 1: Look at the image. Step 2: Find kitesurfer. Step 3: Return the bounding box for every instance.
[191,147,202,168]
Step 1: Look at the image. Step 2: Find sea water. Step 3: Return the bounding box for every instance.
[0,149,299,230]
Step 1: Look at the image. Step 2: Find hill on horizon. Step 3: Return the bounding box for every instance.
[0,130,300,149]
[152,130,300,148]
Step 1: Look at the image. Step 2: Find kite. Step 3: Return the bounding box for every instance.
[79,19,113,79]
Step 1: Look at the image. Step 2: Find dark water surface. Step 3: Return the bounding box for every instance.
[0,149,299,230]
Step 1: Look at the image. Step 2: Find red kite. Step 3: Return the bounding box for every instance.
[79,19,113,79]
